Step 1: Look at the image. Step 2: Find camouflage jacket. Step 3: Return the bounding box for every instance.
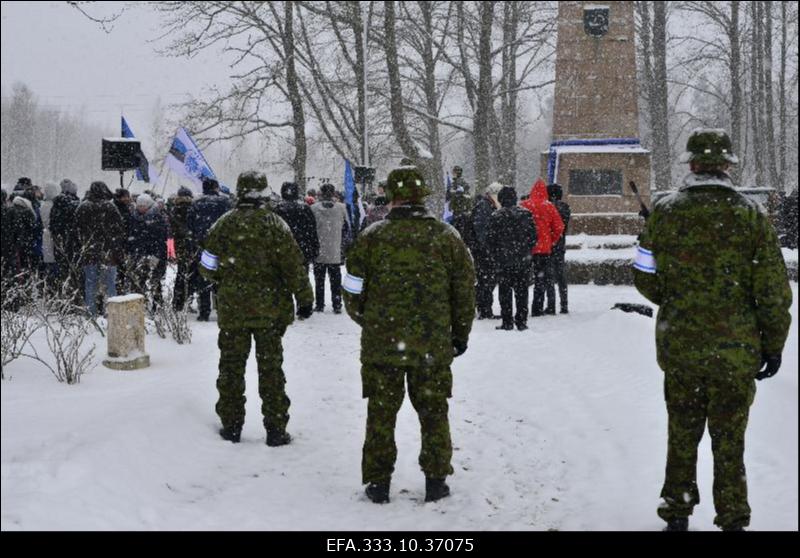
[198,200,314,330]
[634,172,792,373]
[343,205,476,368]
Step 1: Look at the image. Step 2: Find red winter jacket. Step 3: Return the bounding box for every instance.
[521,179,565,255]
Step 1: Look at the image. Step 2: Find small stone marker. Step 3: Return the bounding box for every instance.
[102,294,150,370]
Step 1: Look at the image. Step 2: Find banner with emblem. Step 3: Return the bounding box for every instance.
[165,127,218,193]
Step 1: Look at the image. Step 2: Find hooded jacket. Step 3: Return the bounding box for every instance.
[521,179,565,255]
[274,199,320,264]
[187,193,233,247]
[7,195,39,269]
[74,182,125,266]
[130,206,168,260]
[50,190,81,258]
[311,198,348,264]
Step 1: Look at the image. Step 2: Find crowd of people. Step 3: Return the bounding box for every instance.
[445,166,571,331]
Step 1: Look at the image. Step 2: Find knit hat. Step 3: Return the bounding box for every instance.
[136,193,155,210]
[60,179,78,195]
[177,186,194,198]
[498,186,518,208]
[281,182,300,201]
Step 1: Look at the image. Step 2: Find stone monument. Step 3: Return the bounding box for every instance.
[102,294,150,370]
[542,1,651,235]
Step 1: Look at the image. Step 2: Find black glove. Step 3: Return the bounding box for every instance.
[453,339,467,358]
[296,305,313,320]
[755,354,781,381]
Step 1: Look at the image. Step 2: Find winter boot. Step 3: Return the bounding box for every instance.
[495,323,514,331]
[516,323,529,331]
[365,481,391,504]
[333,306,343,314]
[219,425,242,443]
[314,306,324,313]
[663,518,689,532]
[266,429,292,447]
[424,477,450,502]
[560,307,568,314]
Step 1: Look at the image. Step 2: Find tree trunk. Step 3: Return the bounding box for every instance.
[729,1,743,184]
[473,1,494,193]
[651,1,671,191]
[285,1,307,189]
[419,1,444,196]
[779,2,787,185]
[750,0,764,187]
[762,1,779,189]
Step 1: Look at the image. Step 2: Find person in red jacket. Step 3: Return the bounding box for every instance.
[521,178,565,316]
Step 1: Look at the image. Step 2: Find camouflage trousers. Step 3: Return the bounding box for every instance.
[659,367,756,530]
[216,326,290,433]
[361,365,454,484]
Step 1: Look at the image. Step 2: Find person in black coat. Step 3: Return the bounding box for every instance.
[167,186,197,311]
[7,189,41,279]
[1,190,14,284]
[273,182,320,272]
[547,183,571,314]
[187,177,233,320]
[129,193,168,311]
[49,179,82,295]
[74,181,125,316]
[488,186,537,330]
[470,183,503,319]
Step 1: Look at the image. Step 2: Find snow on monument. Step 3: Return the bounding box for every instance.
[542,1,652,235]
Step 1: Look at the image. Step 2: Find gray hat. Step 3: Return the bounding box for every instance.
[60,179,78,195]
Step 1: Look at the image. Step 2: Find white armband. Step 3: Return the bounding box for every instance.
[342,273,364,294]
[200,250,219,271]
[633,246,657,274]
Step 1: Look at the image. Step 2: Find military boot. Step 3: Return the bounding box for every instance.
[425,477,450,502]
[663,518,689,532]
[365,481,390,504]
[266,429,292,447]
[219,425,242,443]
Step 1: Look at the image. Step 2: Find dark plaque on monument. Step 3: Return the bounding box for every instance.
[569,169,623,196]
[584,5,610,37]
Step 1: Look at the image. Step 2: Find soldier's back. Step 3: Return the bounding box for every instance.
[351,210,473,368]
[205,207,301,329]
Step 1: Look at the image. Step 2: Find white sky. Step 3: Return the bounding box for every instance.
[1,1,231,141]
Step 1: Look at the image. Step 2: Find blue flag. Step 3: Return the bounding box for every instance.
[121,116,151,182]
[344,158,356,227]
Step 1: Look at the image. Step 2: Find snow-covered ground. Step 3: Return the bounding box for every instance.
[1,284,797,531]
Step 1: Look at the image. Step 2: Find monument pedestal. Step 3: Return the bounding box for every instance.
[102,294,150,371]
[540,147,651,235]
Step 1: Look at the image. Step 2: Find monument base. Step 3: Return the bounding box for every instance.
[103,354,151,371]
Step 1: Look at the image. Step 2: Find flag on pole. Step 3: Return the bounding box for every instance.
[344,158,357,227]
[442,172,453,223]
[121,116,158,184]
[165,127,219,193]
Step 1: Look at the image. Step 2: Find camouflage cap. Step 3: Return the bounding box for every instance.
[384,166,432,202]
[679,128,739,165]
[236,170,269,199]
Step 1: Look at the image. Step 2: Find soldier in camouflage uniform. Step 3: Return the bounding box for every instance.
[343,166,476,504]
[199,171,314,446]
[633,129,793,531]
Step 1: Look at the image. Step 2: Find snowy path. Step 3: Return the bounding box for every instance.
[1,285,797,531]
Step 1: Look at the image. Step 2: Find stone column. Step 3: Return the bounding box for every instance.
[102,294,150,370]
